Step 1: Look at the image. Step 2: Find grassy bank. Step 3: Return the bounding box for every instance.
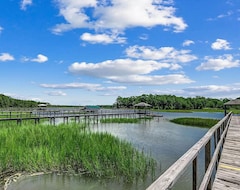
[0,122,155,183]
[100,117,153,123]
[100,118,140,123]
[170,117,219,128]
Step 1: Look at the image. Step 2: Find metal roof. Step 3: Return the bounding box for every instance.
[224,99,240,106]
[134,102,152,107]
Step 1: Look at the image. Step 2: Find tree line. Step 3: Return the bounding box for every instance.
[115,94,232,110]
[0,94,47,108]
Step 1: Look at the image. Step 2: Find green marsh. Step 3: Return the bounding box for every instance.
[0,122,155,183]
[170,117,219,128]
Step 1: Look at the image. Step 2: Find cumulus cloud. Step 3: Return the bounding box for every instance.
[80,32,126,44]
[32,54,48,63]
[183,84,240,98]
[182,40,194,47]
[40,82,126,92]
[125,45,197,63]
[52,0,187,37]
[0,53,15,61]
[67,45,197,85]
[20,0,32,10]
[196,54,240,71]
[24,54,48,63]
[68,58,194,85]
[69,59,172,77]
[211,39,231,50]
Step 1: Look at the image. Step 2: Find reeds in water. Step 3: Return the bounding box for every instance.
[0,122,156,182]
[170,117,219,128]
[100,118,140,123]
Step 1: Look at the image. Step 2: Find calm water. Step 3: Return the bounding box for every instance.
[7,112,224,190]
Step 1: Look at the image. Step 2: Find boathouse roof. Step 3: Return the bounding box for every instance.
[84,105,100,109]
[133,102,152,107]
[224,99,240,106]
[38,103,48,107]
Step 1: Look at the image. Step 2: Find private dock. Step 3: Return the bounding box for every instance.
[212,115,240,190]
[1,109,239,189]
[147,113,240,190]
[0,109,158,125]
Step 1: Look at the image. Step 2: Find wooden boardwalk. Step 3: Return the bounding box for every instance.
[212,116,240,190]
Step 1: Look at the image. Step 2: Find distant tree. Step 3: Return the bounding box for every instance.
[0,94,48,108]
[115,94,226,110]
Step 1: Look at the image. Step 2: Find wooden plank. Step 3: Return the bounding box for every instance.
[146,113,232,190]
[213,178,240,190]
[213,116,240,190]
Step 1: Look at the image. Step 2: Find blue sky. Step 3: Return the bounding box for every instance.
[0,0,240,105]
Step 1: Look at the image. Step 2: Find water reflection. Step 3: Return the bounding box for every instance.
[7,112,224,190]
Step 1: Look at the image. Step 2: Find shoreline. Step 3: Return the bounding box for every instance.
[2,171,51,190]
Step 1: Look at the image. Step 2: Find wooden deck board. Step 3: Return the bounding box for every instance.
[213,116,240,190]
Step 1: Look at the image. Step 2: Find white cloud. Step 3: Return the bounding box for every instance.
[182,40,195,47]
[217,11,233,19]
[183,84,240,98]
[207,11,233,21]
[68,58,194,85]
[69,59,172,77]
[20,0,32,10]
[211,39,231,50]
[139,34,149,40]
[0,53,15,61]
[31,54,48,63]
[125,45,197,63]
[107,74,194,85]
[80,32,126,44]
[41,82,100,90]
[52,0,187,36]
[185,85,231,93]
[196,54,240,71]
[46,91,67,96]
[152,84,240,98]
[68,45,197,86]
[0,26,3,34]
[40,82,126,92]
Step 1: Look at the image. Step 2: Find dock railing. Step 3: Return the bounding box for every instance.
[146,112,232,190]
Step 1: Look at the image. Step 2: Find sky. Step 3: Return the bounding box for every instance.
[0,0,240,105]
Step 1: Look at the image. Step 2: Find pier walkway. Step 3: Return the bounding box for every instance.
[147,113,240,190]
[212,116,240,190]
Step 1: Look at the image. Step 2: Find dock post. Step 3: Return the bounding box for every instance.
[205,141,212,190]
[192,157,197,190]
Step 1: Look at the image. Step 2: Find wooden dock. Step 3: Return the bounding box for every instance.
[0,109,151,125]
[146,112,233,190]
[212,116,240,190]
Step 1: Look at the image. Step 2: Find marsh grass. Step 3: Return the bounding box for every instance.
[100,117,153,124]
[170,117,219,128]
[0,122,156,182]
[100,118,140,123]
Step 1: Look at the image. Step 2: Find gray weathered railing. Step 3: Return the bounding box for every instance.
[146,112,232,190]
[0,109,143,125]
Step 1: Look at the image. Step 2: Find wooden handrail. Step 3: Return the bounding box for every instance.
[146,112,232,190]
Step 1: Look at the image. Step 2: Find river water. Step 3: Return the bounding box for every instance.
[7,112,224,190]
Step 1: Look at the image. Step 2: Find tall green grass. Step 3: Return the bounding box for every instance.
[100,117,153,123]
[100,118,140,123]
[0,122,155,182]
[170,117,219,128]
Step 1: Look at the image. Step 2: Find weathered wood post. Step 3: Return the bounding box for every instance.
[205,140,211,190]
[193,157,198,190]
